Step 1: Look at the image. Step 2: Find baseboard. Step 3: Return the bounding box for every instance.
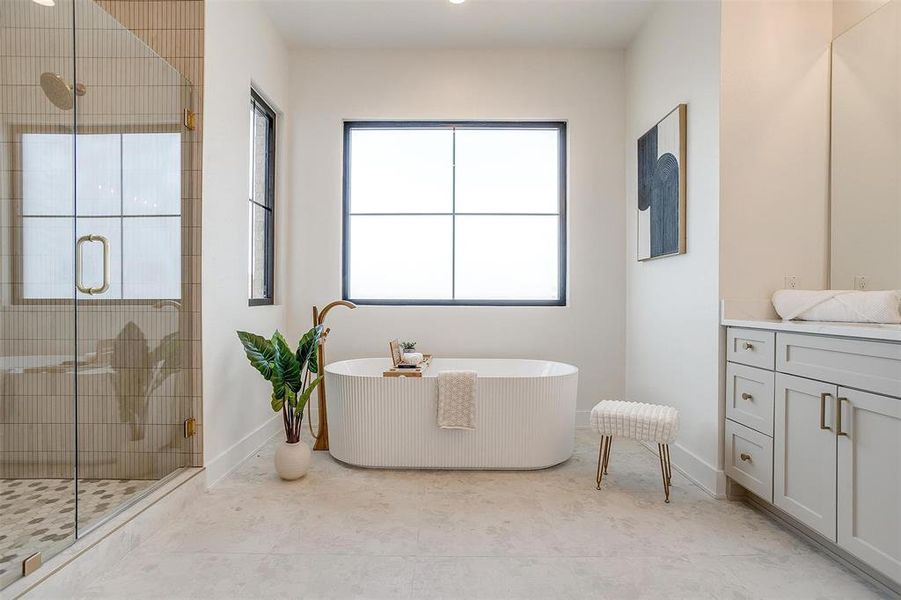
[203,414,282,487]
[4,468,204,599]
[641,440,726,498]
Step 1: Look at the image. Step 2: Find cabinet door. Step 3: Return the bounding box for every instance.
[774,373,837,540]
[837,387,901,582]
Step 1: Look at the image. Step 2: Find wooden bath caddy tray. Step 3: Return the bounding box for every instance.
[383,354,432,378]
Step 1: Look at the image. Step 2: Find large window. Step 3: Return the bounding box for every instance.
[21,132,181,300]
[343,121,566,305]
[248,90,276,305]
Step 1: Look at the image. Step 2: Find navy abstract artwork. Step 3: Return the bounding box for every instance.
[637,104,686,260]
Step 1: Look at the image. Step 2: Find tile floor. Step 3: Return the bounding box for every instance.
[0,479,153,585]
[26,431,889,599]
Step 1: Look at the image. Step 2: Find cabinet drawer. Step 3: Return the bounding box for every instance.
[776,333,901,398]
[727,328,775,370]
[725,420,773,502]
[726,363,775,436]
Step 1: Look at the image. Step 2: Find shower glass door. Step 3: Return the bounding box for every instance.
[1,0,196,588]
[72,0,195,534]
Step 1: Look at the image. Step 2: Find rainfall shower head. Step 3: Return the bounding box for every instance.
[39,72,85,110]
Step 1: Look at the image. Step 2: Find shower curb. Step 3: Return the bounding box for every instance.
[2,468,204,599]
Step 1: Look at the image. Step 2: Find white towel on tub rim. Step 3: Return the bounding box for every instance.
[437,370,477,430]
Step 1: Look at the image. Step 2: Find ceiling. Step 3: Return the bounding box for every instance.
[259,0,659,50]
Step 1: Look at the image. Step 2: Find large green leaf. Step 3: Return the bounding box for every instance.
[294,375,323,413]
[296,325,323,374]
[272,330,302,394]
[270,393,284,412]
[271,368,285,400]
[237,331,275,380]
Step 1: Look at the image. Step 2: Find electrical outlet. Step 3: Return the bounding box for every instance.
[854,275,869,291]
[784,276,799,289]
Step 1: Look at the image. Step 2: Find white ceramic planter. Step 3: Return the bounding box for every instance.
[274,440,311,480]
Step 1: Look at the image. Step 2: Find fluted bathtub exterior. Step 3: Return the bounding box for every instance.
[325,358,579,469]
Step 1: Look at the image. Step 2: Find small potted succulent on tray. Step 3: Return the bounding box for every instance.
[400,341,417,353]
[236,325,323,480]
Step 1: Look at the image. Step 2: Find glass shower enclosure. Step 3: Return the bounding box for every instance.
[1,0,198,588]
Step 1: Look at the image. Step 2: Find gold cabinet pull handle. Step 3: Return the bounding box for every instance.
[741,392,753,401]
[819,392,832,431]
[740,453,752,462]
[75,234,110,295]
[836,396,849,437]
[742,342,754,350]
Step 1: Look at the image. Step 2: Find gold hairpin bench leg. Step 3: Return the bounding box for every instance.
[658,443,672,503]
[596,435,612,490]
[603,437,613,475]
[663,444,672,486]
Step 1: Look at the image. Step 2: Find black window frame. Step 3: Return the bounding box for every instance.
[248,89,276,306]
[342,120,567,307]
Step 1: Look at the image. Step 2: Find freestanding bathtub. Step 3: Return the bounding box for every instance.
[325,358,579,469]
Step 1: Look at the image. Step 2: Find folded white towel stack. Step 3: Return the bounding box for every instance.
[401,352,424,366]
[772,289,901,324]
[437,370,476,430]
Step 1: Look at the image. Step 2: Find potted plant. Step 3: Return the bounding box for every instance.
[400,341,417,353]
[237,326,324,480]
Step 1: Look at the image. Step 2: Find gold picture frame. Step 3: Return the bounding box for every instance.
[637,103,687,261]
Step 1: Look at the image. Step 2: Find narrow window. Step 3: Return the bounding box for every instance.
[343,121,567,305]
[249,89,276,305]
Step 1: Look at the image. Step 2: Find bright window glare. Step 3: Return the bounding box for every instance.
[348,215,453,299]
[455,216,559,300]
[344,123,565,304]
[455,129,559,214]
[22,134,73,216]
[123,133,181,215]
[123,217,181,299]
[350,129,453,214]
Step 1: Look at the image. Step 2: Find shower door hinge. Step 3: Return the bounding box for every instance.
[23,552,42,576]
[183,108,196,131]
[183,417,197,438]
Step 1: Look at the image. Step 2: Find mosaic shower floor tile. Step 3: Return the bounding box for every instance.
[0,478,153,582]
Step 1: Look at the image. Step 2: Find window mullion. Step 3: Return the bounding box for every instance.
[451,126,456,301]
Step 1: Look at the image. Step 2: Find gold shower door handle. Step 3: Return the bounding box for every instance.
[76,234,110,295]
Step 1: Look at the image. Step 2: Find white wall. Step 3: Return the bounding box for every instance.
[202,0,293,483]
[287,49,626,422]
[624,1,723,494]
[720,0,833,299]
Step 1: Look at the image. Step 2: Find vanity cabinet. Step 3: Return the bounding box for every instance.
[836,387,901,580]
[773,373,836,539]
[724,326,901,586]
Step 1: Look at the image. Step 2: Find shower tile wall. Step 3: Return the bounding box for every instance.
[0,0,78,482]
[0,0,204,481]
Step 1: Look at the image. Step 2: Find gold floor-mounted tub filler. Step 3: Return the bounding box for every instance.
[309,301,356,451]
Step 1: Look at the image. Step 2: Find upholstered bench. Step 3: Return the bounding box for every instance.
[590,400,679,502]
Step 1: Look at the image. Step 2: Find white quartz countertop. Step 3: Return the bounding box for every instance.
[721,317,901,343]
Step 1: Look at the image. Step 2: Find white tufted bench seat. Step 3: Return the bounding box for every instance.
[590,400,679,502]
